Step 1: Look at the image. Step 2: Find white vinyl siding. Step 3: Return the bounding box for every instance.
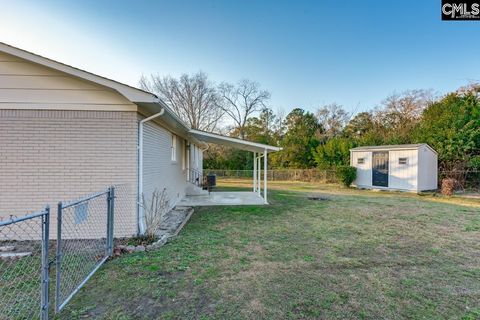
[0,51,136,111]
[417,146,438,190]
[350,151,372,188]
[389,150,418,191]
[142,118,188,211]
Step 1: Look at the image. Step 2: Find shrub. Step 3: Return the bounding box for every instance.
[140,188,170,238]
[441,178,457,196]
[336,165,357,187]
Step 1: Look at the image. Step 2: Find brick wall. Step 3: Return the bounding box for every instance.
[0,109,138,236]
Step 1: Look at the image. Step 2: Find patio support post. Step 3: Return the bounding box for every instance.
[264,149,268,204]
[253,152,257,192]
[257,155,261,195]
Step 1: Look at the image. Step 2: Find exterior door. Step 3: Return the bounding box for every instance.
[372,151,389,187]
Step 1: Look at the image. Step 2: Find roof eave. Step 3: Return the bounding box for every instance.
[0,42,157,104]
[189,129,282,153]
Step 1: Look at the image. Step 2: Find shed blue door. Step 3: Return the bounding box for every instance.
[372,151,389,187]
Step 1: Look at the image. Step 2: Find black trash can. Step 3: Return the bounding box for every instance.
[206,174,217,187]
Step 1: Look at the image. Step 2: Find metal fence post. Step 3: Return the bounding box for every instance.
[41,206,50,320]
[55,202,62,313]
[107,186,115,257]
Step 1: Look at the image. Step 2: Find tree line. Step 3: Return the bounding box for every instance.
[140,72,480,175]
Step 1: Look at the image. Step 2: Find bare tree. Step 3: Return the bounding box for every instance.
[140,72,224,132]
[371,89,435,144]
[374,89,434,127]
[217,79,271,138]
[316,103,350,138]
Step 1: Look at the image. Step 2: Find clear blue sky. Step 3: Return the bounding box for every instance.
[1,0,479,114]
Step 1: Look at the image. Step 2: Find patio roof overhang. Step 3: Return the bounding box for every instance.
[189,129,281,205]
[188,129,282,153]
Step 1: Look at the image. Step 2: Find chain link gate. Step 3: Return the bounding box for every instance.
[0,207,50,320]
[55,186,115,313]
[0,186,116,319]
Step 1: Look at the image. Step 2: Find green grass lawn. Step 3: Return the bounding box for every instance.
[60,180,480,319]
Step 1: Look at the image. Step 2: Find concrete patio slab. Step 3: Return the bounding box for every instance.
[179,192,265,206]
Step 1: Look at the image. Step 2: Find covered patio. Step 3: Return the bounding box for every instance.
[185,129,282,206]
[179,191,265,206]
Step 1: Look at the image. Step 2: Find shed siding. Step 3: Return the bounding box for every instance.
[0,51,135,110]
[0,109,138,237]
[352,146,438,192]
[418,146,438,190]
[388,150,418,190]
[141,118,188,211]
[351,151,372,187]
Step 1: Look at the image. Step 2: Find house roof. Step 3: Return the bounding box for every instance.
[0,42,281,152]
[350,144,437,154]
[189,129,282,153]
[0,42,193,132]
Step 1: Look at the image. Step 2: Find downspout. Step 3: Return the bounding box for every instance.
[137,108,165,235]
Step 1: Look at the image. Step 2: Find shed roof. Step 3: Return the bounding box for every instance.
[350,144,437,154]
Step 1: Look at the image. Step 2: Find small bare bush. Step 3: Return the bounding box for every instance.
[441,178,457,196]
[140,188,170,238]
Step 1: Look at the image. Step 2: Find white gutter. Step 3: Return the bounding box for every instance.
[137,108,165,235]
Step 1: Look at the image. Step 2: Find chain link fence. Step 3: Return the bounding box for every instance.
[207,169,479,191]
[205,169,339,183]
[113,184,137,245]
[0,184,135,319]
[0,208,50,320]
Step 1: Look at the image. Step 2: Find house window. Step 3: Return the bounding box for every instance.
[171,134,177,162]
[399,157,408,165]
[357,158,365,164]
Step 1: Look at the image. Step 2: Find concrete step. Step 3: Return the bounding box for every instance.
[0,245,15,252]
[186,184,209,196]
[0,252,32,260]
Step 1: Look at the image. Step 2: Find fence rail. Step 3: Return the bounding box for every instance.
[206,169,479,190]
[0,185,129,319]
[205,169,339,183]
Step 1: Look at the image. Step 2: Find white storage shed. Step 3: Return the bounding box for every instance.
[350,144,438,192]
